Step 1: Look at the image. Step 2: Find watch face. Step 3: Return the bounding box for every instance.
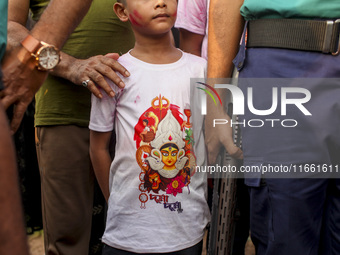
[38,46,60,70]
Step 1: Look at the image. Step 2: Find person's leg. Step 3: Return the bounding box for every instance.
[0,100,30,255]
[89,178,106,255]
[319,178,340,255]
[237,46,340,255]
[249,178,329,255]
[232,178,250,255]
[265,178,328,255]
[36,125,94,255]
[248,182,271,255]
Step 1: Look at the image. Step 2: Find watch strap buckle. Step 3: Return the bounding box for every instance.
[326,19,340,55]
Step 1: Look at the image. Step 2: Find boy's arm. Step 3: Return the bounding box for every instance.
[90,130,112,202]
[179,29,204,57]
[205,0,244,163]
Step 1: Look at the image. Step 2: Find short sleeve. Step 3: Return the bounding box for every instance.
[89,78,119,132]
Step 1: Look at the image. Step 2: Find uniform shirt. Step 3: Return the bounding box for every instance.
[0,0,7,61]
[241,0,340,20]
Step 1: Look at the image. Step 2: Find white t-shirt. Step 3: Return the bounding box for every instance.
[175,0,210,60]
[89,51,210,253]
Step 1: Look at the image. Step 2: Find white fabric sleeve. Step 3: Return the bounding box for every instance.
[89,78,119,132]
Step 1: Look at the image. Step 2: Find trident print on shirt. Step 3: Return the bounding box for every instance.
[134,95,196,211]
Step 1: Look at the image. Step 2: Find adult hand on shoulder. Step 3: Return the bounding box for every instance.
[0,46,48,134]
[55,53,130,98]
[205,110,243,164]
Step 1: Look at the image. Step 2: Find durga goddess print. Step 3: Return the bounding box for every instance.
[135,95,196,203]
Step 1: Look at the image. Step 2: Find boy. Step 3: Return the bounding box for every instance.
[89,0,210,254]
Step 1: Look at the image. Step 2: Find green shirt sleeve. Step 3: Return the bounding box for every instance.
[241,0,340,20]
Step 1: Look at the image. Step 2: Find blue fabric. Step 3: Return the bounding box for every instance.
[0,0,7,61]
[248,178,340,255]
[237,48,340,183]
[235,35,340,254]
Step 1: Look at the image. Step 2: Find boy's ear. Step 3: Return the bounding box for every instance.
[114,2,129,22]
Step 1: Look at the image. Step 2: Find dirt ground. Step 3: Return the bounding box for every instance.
[28,230,255,255]
[28,231,44,255]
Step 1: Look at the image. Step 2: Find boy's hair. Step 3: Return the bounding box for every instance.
[117,0,126,4]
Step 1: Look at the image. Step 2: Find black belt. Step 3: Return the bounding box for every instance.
[247,19,340,55]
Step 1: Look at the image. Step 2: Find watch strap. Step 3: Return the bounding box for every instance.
[21,34,41,54]
[17,46,36,70]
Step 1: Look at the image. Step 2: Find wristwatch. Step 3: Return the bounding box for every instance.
[21,34,60,71]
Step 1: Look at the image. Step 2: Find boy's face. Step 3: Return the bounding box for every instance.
[123,0,177,35]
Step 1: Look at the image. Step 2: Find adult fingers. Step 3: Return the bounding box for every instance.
[78,55,129,98]
[225,141,243,159]
[84,66,116,98]
[104,53,130,78]
[9,102,27,134]
[105,53,120,60]
[205,134,221,165]
[101,56,130,84]
[1,94,18,111]
[85,57,127,96]
[207,147,219,165]
[81,78,106,99]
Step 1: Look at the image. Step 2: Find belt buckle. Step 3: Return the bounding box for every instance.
[331,19,340,56]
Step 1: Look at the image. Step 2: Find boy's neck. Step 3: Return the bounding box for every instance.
[130,31,182,64]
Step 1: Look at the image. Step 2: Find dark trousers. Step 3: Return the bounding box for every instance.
[234,36,340,255]
[102,240,202,255]
[249,178,340,255]
[36,126,94,255]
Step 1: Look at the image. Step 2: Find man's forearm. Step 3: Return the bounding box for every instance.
[206,0,245,124]
[204,0,245,161]
[208,0,244,78]
[7,22,29,50]
[30,0,92,48]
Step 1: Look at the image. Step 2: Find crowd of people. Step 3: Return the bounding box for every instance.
[1,0,340,255]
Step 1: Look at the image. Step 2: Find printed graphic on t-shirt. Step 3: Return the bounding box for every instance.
[134,95,196,211]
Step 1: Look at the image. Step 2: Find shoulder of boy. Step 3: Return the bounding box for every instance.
[184,52,207,69]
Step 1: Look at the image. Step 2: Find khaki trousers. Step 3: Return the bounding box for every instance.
[36,126,94,255]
